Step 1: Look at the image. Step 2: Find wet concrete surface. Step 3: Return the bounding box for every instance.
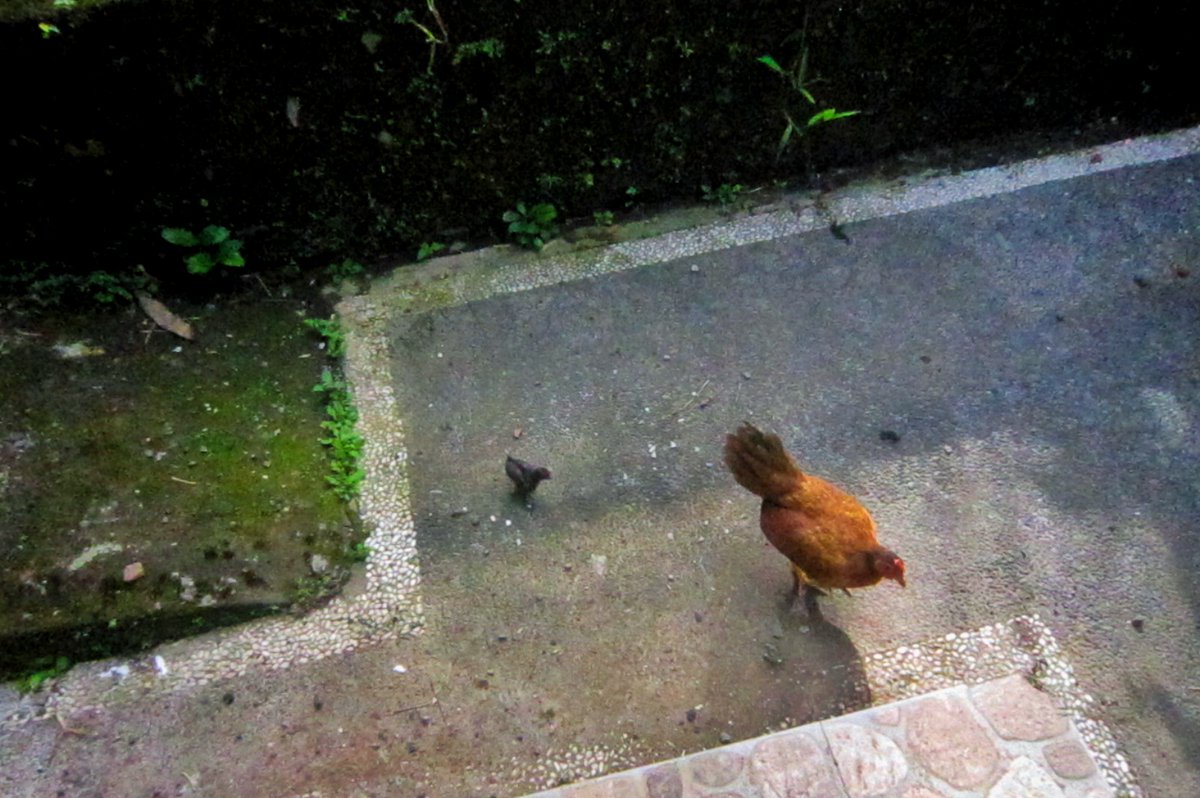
[1,133,1197,798]
[390,149,1200,796]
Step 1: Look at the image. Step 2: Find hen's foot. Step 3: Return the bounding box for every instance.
[788,585,824,620]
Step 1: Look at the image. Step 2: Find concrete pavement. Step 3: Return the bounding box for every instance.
[3,126,1198,798]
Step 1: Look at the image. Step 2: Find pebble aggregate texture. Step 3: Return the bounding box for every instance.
[524,675,1112,798]
[4,126,1192,795]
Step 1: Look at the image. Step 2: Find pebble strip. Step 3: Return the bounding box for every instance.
[521,616,1135,798]
[7,127,1197,749]
[509,737,648,794]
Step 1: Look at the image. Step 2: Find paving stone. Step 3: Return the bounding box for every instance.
[748,730,842,798]
[971,675,1069,742]
[1042,739,1098,780]
[906,693,1000,790]
[872,706,901,727]
[686,749,744,788]
[644,763,683,798]
[825,723,908,797]
[986,756,1064,798]
[902,787,951,798]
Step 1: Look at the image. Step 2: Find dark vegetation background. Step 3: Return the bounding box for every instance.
[2,0,1198,304]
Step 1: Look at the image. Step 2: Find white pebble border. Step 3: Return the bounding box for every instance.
[508,736,647,793]
[6,126,1196,752]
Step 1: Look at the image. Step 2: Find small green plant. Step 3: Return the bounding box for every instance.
[312,368,365,501]
[303,316,346,357]
[161,225,246,275]
[503,202,558,250]
[395,0,449,73]
[15,655,71,693]
[2,262,151,307]
[347,541,372,562]
[416,241,446,261]
[324,258,364,282]
[536,173,565,192]
[453,38,503,65]
[292,571,346,611]
[306,315,363,502]
[757,52,859,162]
[593,210,615,227]
[701,183,745,207]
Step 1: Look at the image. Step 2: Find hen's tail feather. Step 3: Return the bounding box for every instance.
[723,423,804,501]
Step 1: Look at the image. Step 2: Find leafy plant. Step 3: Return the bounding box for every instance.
[416,241,446,261]
[701,183,744,207]
[15,655,71,693]
[324,258,364,282]
[161,225,246,275]
[306,316,363,502]
[593,210,615,227]
[503,202,558,250]
[453,38,503,65]
[292,570,347,611]
[757,52,859,163]
[312,368,365,501]
[1,262,151,307]
[303,316,346,357]
[395,0,449,73]
[347,541,372,562]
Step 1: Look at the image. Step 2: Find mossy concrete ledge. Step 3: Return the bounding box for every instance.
[0,298,424,728]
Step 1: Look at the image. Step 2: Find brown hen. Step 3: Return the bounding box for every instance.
[724,423,905,613]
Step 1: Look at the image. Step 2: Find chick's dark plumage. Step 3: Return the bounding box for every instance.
[505,455,551,497]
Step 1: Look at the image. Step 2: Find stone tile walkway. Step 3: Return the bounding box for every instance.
[525,675,1114,798]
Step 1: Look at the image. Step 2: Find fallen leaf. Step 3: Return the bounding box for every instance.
[136,292,195,340]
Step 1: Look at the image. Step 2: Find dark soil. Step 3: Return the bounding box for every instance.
[2,1,1198,298]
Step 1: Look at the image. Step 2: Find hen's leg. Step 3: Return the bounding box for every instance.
[802,584,823,619]
[789,565,825,618]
